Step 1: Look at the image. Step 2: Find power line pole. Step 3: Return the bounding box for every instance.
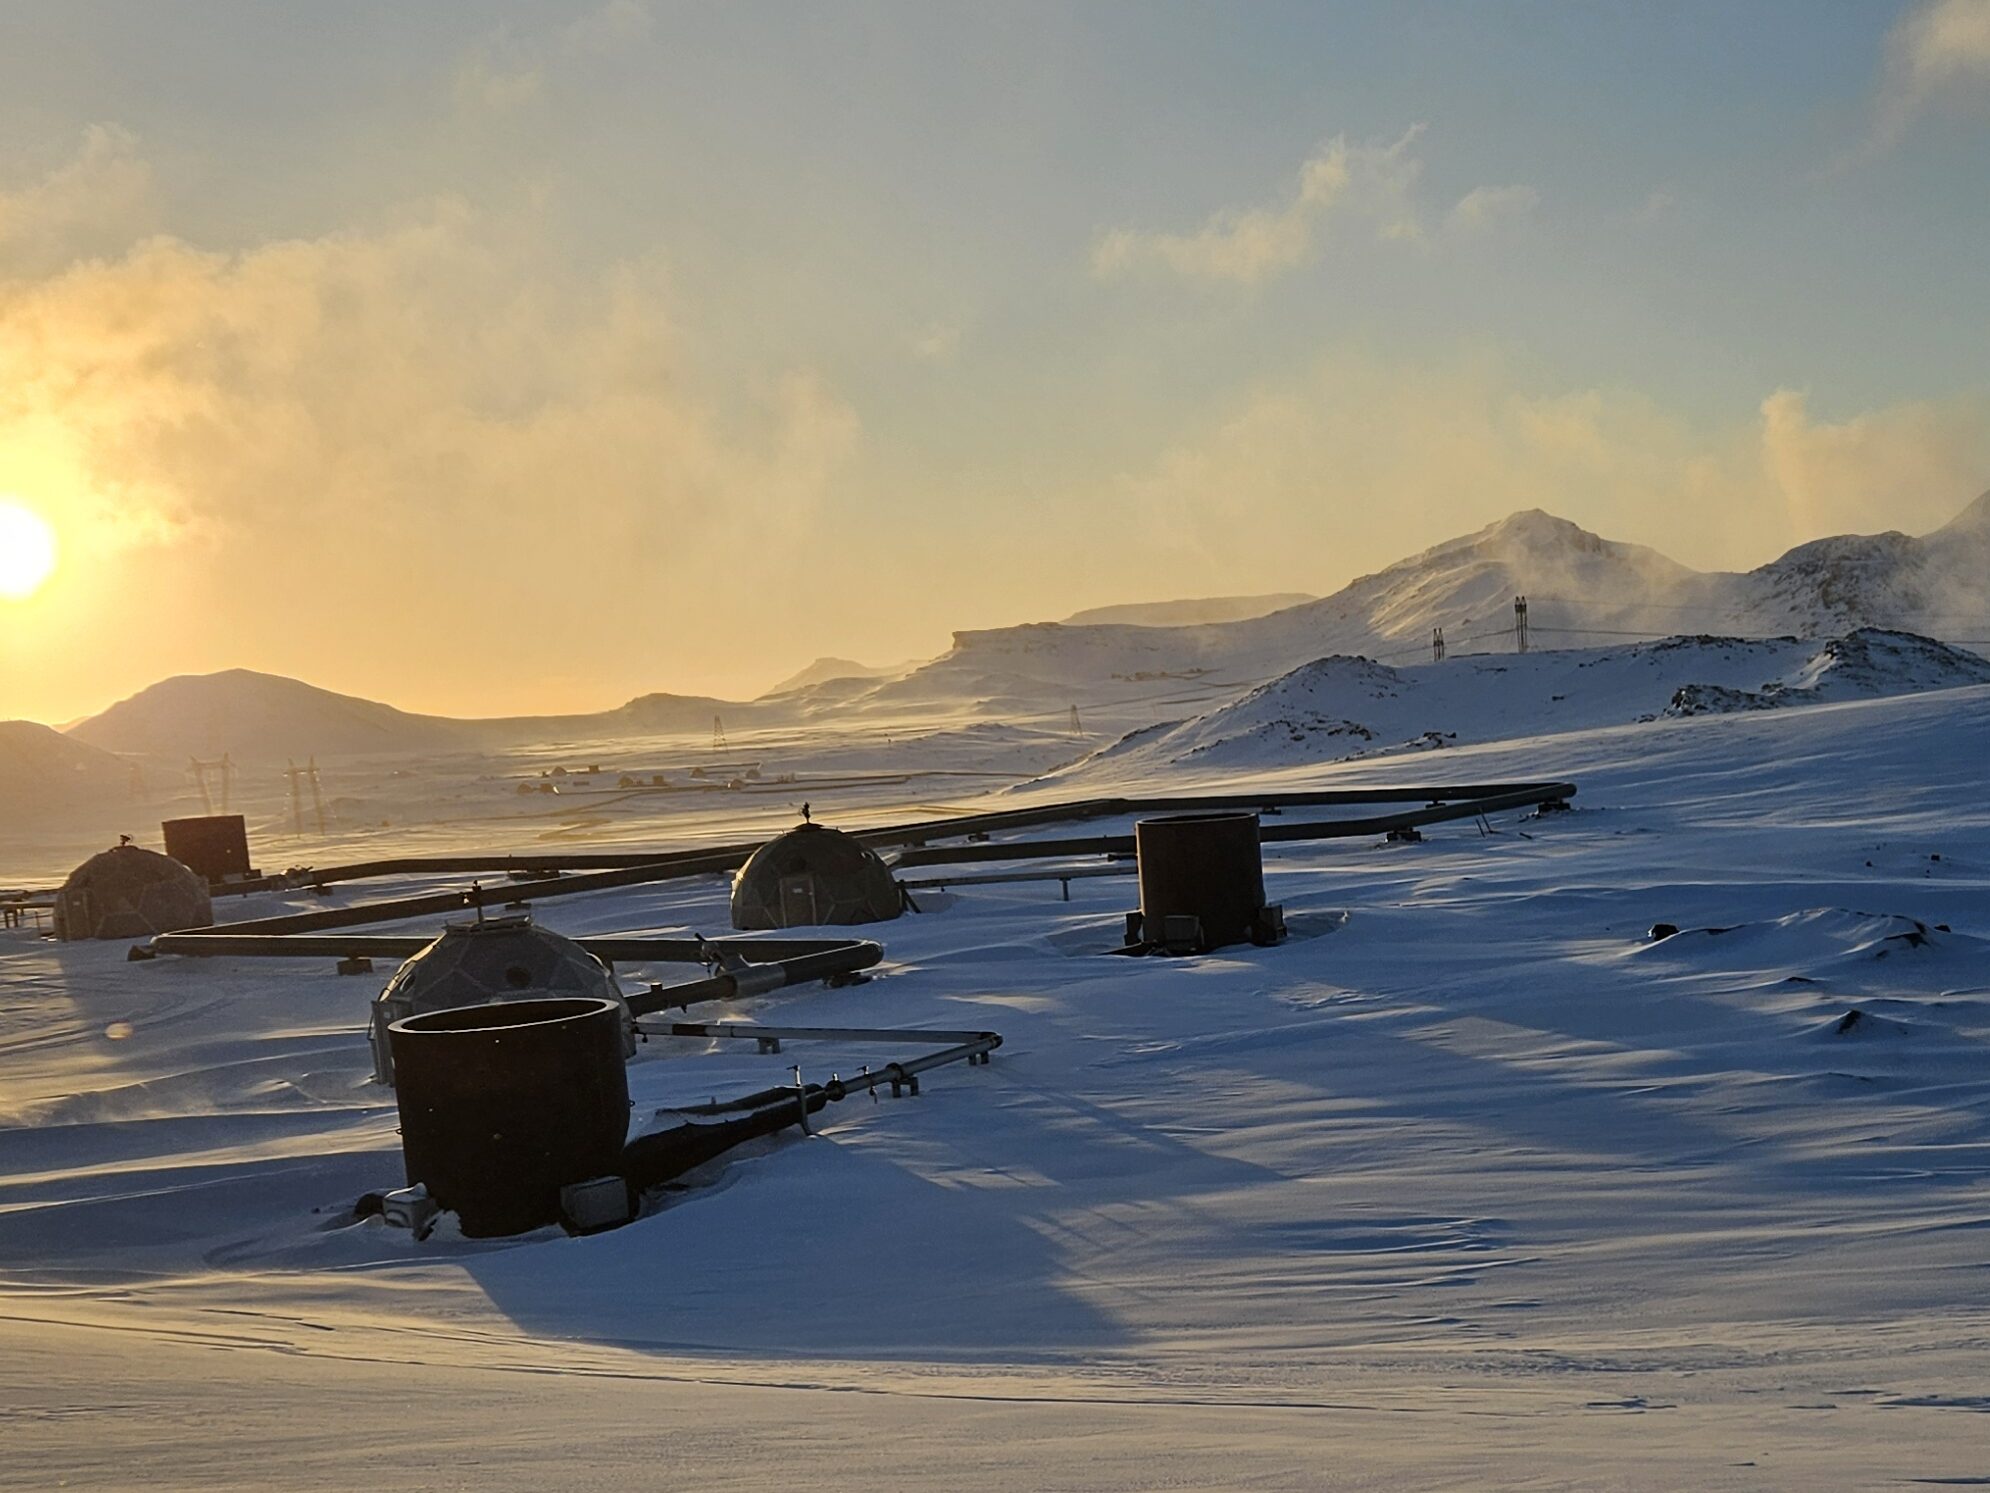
[1432,626,1446,663]
[307,755,327,836]
[188,755,235,814]
[285,759,305,836]
[1514,595,1530,655]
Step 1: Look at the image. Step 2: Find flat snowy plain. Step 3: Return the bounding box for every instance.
[5,681,1990,1489]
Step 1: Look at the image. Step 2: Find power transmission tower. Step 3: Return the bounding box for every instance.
[1514,595,1530,655]
[285,759,306,835]
[188,754,234,814]
[712,715,728,752]
[1432,626,1446,663]
[1068,703,1084,736]
[307,755,327,836]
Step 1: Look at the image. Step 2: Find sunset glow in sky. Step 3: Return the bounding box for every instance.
[1,1,1987,723]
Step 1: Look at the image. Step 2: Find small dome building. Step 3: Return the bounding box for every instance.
[729,822,903,930]
[55,843,213,942]
[368,915,629,1084]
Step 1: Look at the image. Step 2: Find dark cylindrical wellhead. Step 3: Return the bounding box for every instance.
[1135,811,1269,952]
[389,996,629,1238]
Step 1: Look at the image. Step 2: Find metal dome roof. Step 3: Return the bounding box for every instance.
[381,916,618,1009]
[56,843,213,941]
[729,822,902,930]
[368,915,627,1085]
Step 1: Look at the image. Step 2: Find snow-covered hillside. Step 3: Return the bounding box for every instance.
[906,508,1698,697]
[0,721,133,812]
[48,494,1990,776]
[1050,628,1990,779]
[1666,629,1990,715]
[9,684,1990,1486]
[69,669,479,762]
[899,494,1990,706]
[67,669,763,764]
[1728,490,1990,637]
[759,656,913,695]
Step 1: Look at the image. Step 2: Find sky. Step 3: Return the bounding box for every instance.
[0,0,1987,724]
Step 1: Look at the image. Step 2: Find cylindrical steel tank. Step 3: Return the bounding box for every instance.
[161,815,254,884]
[1134,811,1267,952]
[388,996,630,1238]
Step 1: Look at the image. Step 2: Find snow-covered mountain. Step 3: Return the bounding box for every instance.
[893,494,1990,704]
[54,494,1990,762]
[1726,490,1990,637]
[1061,592,1315,627]
[1045,628,1990,781]
[759,656,915,697]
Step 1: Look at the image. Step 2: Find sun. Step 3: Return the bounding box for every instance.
[0,500,58,600]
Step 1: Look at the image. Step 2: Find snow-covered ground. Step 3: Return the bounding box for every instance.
[1045,628,1990,780]
[5,680,1990,1488]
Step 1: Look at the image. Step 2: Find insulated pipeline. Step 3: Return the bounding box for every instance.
[886,781,1577,869]
[143,778,1574,956]
[144,927,884,1016]
[155,780,1577,906]
[618,1024,1002,1193]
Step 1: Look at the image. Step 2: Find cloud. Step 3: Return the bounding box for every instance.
[0,209,856,551]
[1445,183,1540,236]
[0,125,152,271]
[449,3,652,116]
[1105,353,1990,582]
[0,136,861,707]
[561,0,654,56]
[1090,126,1426,284]
[909,317,966,364]
[452,53,545,115]
[1873,0,1990,147]
[1759,386,1990,538]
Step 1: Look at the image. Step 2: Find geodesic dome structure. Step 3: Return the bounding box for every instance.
[730,822,903,930]
[368,915,629,1085]
[55,844,213,942]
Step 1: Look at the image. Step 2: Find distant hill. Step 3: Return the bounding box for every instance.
[64,669,773,764]
[1730,489,1990,637]
[0,720,135,812]
[760,656,914,696]
[893,495,1990,705]
[1062,593,1315,628]
[49,494,1990,756]
[895,508,1710,699]
[67,670,478,762]
[1043,628,1990,782]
